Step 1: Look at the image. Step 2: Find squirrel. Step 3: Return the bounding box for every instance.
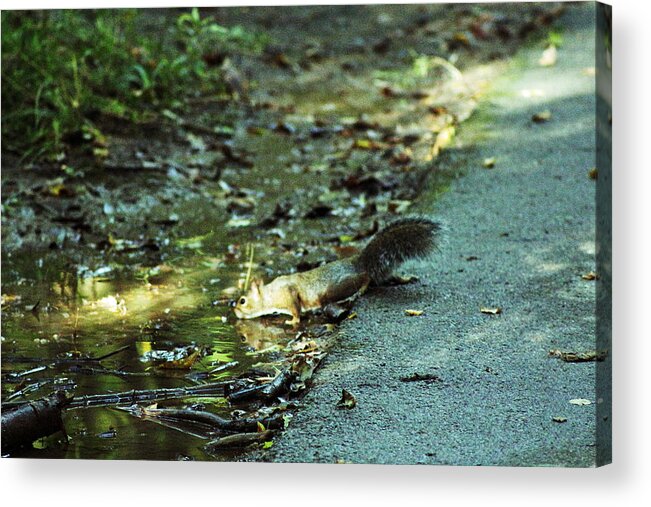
[233,217,442,326]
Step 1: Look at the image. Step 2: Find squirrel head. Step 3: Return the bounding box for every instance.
[233,279,265,319]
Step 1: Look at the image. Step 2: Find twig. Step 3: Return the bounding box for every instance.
[126,407,284,432]
[205,430,275,451]
[67,381,231,409]
[228,368,295,404]
[244,243,255,291]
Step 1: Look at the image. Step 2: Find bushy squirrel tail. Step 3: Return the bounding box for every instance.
[357,217,443,284]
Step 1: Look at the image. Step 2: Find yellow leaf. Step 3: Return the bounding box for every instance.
[93,147,109,158]
[569,398,591,406]
[404,309,424,316]
[429,125,455,159]
[581,272,598,281]
[354,139,373,149]
[482,157,496,169]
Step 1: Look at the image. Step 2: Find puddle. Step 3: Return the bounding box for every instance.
[1,239,300,459]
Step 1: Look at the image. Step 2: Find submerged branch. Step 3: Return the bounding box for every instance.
[1,391,73,454]
[205,430,275,452]
[125,407,285,433]
[67,381,232,409]
[227,368,295,404]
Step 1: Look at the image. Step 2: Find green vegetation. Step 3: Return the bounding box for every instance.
[1,8,267,161]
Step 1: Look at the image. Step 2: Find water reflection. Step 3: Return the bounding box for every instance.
[0,252,292,460]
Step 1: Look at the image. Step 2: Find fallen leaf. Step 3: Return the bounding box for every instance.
[482,157,496,168]
[549,349,608,362]
[400,372,440,383]
[480,307,502,315]
[532,110,552,123]
[140,345,203,369]
[1,294,22,306]
[538,45,558,66]
[266,50,292,69]
[404,309,424,316]
[93,147,109,159]
[552,416,567,423]
[226,218,251,228]
[581,271,598,280]
[569,398,592,406]
[45,181,75,198]
[336,389,357,409]
[272,121,295,135]
[388,200,412,214]
[588,167,598,180]
[429,125,455,159]
[353,138,382,150]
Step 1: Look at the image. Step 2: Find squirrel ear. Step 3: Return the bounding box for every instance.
[251,279,263,295]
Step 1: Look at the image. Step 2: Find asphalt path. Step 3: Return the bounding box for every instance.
[269,3,605,467]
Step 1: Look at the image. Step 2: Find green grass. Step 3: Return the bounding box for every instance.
[1,8,267,162]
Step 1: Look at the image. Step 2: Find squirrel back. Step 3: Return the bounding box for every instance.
[356,217,442,283]
[233,216,442,325]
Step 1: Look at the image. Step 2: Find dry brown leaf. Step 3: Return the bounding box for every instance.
[588,167,598,180]
[532,110,552,123]
[581,272,598,281]
[552,416,567,423]
[336,389,357,410]
[549,349,608,362]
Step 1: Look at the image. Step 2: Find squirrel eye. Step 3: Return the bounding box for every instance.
[239,297,246,305]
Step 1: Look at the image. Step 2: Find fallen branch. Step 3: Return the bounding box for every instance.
[205,430,275,452]
[5,380,54,401]
[1,391,72,454]
[123,407,284,433]
[227,368,295,404]
[68,381,232,409]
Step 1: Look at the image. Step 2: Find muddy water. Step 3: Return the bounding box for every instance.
[1,237,294,460]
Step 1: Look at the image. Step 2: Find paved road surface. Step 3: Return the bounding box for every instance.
[269,3,605,467]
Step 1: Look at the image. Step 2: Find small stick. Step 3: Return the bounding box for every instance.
[244,243,255,291]
[205,430,275,451]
